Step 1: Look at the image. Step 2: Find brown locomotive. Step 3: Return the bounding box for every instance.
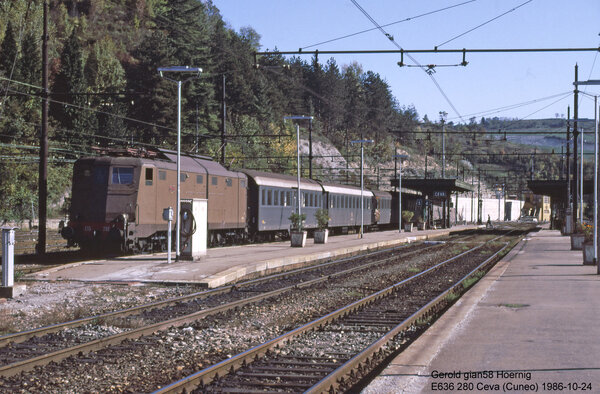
[62,148,247,252]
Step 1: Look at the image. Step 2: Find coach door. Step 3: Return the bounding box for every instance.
[138,165,157,224]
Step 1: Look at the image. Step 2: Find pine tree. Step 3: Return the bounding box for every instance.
[0,22,19,79]
[51,29,97,148]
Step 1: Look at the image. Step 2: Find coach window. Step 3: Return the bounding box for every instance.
[226,178,232,187]
[196,175,203,184]
[267,189,272,205]
[212,176,218,185]
[159,170,166,181]
[112,167,134,184]
[145,168,153,186]
[261,189,266,206]
[274,189,279,206]
[180,173,188,182]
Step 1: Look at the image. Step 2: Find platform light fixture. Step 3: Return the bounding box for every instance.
[351,138,374,238]
[394,153,409,233]
[158,66,202,260]
[283,116,313,219]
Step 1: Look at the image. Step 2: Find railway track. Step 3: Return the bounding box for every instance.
[0,229,524,392]
[0,240,450,378]
[159,231,518,393]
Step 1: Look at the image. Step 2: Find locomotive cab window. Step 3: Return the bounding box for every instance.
[112,167,134,184]
[212,177,218,185]
[145,168,153,186]
[196,175,203,184]
[159,170,166,181]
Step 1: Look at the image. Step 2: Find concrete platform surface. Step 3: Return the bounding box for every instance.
[28,225,474,288]
[364,229,600,393]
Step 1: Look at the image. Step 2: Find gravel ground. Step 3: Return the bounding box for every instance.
[0,243,483,393]
[0,280,203,334]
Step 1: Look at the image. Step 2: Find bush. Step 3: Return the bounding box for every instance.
[289,212,306,231]
[401,210,414,223]
[314,209,330,230]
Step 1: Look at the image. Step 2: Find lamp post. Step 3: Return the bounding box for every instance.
[573,79,600,271]
[283,116,314,218]
[158,66,202,260]
[580,127,584,224]
[351,138,374,238]
[439,111,447,178]
[394,152,409,233]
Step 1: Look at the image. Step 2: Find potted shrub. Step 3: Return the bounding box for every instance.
[416,216,425,230]
[314,209,330,244]
[571,222,585,250]
[402,210,414,232]
[582,223,595,265]
[289,212,307,247]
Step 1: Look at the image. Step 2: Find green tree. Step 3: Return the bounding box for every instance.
[84,37,127,145]
[0,22,19,79]
[52,28,97,148]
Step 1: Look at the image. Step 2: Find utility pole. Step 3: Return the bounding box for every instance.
[573,64,579,222]
[308,119,313,179]
[440,111,447,178]
[567,106,572,231]
[37,0,49,256]
[221,74,226,165]
[477,169,482,224]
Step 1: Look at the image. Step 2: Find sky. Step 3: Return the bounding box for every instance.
[212,0,600,123]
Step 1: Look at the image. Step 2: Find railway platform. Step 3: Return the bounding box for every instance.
[28,225,476,288]
[364,228,600,393]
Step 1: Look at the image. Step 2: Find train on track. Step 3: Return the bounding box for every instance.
[61,148,409,253]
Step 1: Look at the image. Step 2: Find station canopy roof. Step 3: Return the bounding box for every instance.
[527,179,594,202]
[391,178,475,196]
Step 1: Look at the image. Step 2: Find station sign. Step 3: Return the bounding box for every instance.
[432,191,447,198]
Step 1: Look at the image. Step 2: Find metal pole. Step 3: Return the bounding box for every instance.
[309,119,313,179]
[442,120,446,178]
[2,228,15,287]
[176,80,181,260]
[221,74,226,164]
[580,127,584,223]
[477,169,481,224]
[360,141,364,238]
[573,64,579,223]
[297,124,301,218]
[37,0,49,256]
[167,208,172,265]
[594,98,598,269]
[399,159,402,233]
[567,106,572,232]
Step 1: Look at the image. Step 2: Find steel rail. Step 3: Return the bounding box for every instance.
[0,242,443,378]
[307,242,511,393]
[0,241,424,347]
[153,239,494,393]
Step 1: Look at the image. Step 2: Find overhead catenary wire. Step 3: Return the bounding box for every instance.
[349,0,466,123]
[301,0,477,50]
[436,0,534,49]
